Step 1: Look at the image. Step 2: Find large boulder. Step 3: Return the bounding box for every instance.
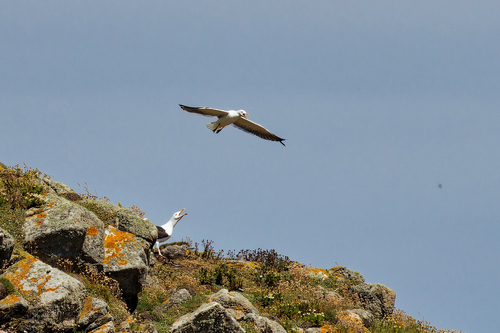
[0,294,29,323]
[77,296,113,332]
[206,289,287,333]
[80,200,157,245]
[0,228,15,266]
[171,302,245,333]
[207,289,259,320]
[328,266,365,283]
[349,283,396,318]
[23,193,104,268]
[103,225,149,310]
[1,253,87,332]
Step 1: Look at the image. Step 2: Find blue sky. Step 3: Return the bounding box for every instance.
[1,1,499,332]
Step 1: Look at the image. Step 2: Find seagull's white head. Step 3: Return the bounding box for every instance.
[172,208,188,222]
[237,110,249,119]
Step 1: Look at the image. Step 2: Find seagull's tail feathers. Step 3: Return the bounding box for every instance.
[206,122,224,133]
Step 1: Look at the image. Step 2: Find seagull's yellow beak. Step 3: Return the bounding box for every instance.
[243,112,249,118]
[179,208,187,217]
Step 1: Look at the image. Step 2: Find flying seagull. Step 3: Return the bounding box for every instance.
[179,104,286,146]
[154,208,187,257]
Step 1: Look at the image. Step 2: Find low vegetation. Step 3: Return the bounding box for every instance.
[0,163,462,333]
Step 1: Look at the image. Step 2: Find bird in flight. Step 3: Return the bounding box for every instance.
[179,104,286,147]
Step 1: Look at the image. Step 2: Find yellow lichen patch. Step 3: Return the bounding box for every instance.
[337,312,370,333]
[88,320,114,333]
[319,325,340,333]
[87,226,99,236]
[3,254,38,295]
[78,296,95,321]
[308,267,329,276]
[0,294,21,306]
[104,226,135,266]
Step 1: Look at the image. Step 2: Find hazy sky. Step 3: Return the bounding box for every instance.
[2,1,499,332]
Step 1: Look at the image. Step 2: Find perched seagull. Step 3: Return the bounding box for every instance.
[154,208,187,257]
[179,104,286,146]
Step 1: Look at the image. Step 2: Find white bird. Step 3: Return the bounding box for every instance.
[154,208,187,256]
[179,104,286,146]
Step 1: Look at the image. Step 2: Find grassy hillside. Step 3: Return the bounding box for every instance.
[0,163,462,333]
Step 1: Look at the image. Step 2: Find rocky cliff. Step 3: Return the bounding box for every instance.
[0,164,449,333]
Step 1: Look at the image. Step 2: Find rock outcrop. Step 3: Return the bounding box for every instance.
[23,193,105,269]
[0,228,14,267]
[0,169,398,332]
[171,302,245,333]
[349,282,396,318]
[0,253,111,332]
[103,225,150,310]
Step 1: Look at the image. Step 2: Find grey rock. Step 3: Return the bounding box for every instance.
[23,193,104,268]
[42,178,78,196]
[81,200,157,246]
[0,228,15,267]
[161,244,190,261]
[171,302,245,333]
[1,254,87,331]
[88,320,115,333]
[328,266,365,283]
[349,283,396,318]
[0,284,6,301]
[346,308,374,328]
[115,209,157,246]
[163,288,192,310]
[0,294,29,322]
[247,313,287,333]
[208,288,259,320]
[77,296,113,332]
[103,225,149,310]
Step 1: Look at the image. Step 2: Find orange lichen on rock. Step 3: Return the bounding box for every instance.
[78,296,95,321]
[2,254,58,296]
[0,294,21,306]
[319,325,340,333]
[104,226,135,266]
[35,212,47,219]
[308,267,330,276]
[87,226,99,236]
[3,254,39,294]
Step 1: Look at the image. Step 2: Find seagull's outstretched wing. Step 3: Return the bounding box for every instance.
[179,104,228,118]
[233,118,286,146]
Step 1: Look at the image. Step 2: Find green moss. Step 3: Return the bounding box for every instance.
[0,277,16,294]
[77,199,118,226]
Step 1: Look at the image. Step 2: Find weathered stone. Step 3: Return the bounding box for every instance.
[208,289,258,320]
[23,193,104,268]
[349,283,396,318]
[0,294,29,322]
[77,296,113,332]
[1,254,87,331]
[115,210,157,246]
[246,313,287,333]
[104,225,149,310]
[171,302,245,333]
[0,228,15,267]
[42,178,78,196]
[163,288,192,309]
[0,284,6,301]
[337,311,367,333]
[88,320,115,333]
[346,308,373,328]
[328,266,365,283]
[160,244,190,261]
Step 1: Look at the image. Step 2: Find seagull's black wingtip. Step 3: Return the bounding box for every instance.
[280,140,287,147]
